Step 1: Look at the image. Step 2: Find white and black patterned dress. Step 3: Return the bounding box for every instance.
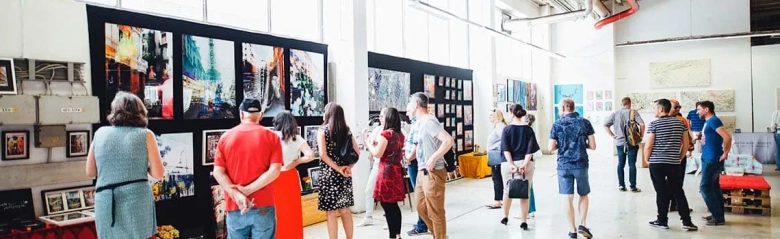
[317,127,355,211]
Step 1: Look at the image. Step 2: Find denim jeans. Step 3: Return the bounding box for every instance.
[226,207,276,239]
[699,160,725,222]
[775,133,780,169]
[616,145,639,189]
[407,161,428,231]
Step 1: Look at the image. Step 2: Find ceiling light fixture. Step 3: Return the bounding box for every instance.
[615,31,780,47]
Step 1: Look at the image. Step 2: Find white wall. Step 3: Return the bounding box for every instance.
[550,19,615,156]
[614,0,754,131]
[751,44,780,131]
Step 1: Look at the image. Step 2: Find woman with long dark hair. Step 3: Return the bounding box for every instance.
[86,92,165,239]
[499,104,540,231]
[272,111,315,239]
[364,107,406,239]
[317,102,361,239]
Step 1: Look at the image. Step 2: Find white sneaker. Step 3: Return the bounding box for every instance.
[357,217,374,227]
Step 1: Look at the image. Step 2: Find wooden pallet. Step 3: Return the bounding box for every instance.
[723,189,771,198]
[724,205,771,216]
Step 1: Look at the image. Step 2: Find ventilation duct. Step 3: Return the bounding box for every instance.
[594,0,639,29]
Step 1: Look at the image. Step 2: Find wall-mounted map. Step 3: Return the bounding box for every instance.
[649,59,711,88]
[680,90,735,112]
[719,116,737,132]
[626,92,677,113]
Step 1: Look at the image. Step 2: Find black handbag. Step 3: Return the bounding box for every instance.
[338,133,359,166]
[506,173,529,199]
[487,150,502,166]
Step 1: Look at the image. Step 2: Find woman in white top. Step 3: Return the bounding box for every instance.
[272,111,315,239]
[357,116,385,226]
[486,109,508,209]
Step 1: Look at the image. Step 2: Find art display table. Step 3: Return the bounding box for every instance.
[731,133,777,164]
[301,192,327,227]
[458,153,491,179]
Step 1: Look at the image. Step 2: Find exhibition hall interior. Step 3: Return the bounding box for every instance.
[1,0,780,238]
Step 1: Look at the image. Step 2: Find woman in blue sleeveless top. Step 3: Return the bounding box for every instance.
[86,92,165,239]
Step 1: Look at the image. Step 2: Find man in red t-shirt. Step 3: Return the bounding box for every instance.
[213,98,282,239]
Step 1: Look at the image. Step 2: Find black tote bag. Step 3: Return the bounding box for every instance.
[506,173,529,199]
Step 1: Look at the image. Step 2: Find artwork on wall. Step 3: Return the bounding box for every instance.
[595,91,604,100]
[496,84,507,102]
[0,58,17,94]
[596,102,604,111]
[680,90,736,112]
[515,81,527,109]
[719,116,737,132]
[456,105,463,118]
[604,90,613,100]
[104,23,174,120]
[457,139,463,152]
[2,130,29,160]
[527,83,538,110]
[605,101,613,111]
[554,84,584,104]
[464,106,473,126]
[649,59,711,88]
[307,167,321,189]
[0,188,34,224]
[444,90,450,100]
[457,122,463,135]
[152,133,195,201]
[66,131,90,158]
[626,92,677,113]
[290,49,326,116]
[424,75,436,98]
[437,104,445,117]
[438,76,445,86]
[242,43,286,117]
[586,91,594,101]
[211,185,227,239]
[304,126,320,157]
[182,35,236,119]
[464,80,472,101]
[464,130,473,151]
[507,83,514,103]
[41,186,95,215]
[202,129,228,165]
[586,102,594,111]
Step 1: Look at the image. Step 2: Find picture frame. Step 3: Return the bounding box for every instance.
[0,58,18,95]
[496,84,507,102]
[41,185,95,215]
[438,76,444,86]
[65,131,90,158]
[304,126,321,157]
[307,167,321,189]
[2,130,30,160]
[38,211,94,227]
[202,129,228,165]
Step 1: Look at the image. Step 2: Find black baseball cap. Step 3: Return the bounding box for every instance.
[239,98,263,113]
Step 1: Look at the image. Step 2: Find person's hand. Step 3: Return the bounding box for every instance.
[230,185,252,197]
[518,164,527,175]
[719,153,728,162]
[228,188,250,214]
[509,164,518,173]
[425,159,436,173]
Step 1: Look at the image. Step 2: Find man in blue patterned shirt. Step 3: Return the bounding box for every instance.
[549,98,596,239]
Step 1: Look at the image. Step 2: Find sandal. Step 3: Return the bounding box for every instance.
[486,204,502,209]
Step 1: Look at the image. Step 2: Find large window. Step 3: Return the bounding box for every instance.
[374,0,404,57]
[207,0,269,32]
[270,0,321,41]
[404,7,429,61]
[122,0,204,21]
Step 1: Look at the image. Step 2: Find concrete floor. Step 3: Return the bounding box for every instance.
[304,154,780,238]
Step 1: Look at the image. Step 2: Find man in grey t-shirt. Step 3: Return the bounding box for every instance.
[406,92,454,239]
[604,97,645,192]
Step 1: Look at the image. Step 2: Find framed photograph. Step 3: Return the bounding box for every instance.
[307,167,322,189]
[451,90,456,100]
[424,75,435,99]
[290,49,327,116]
[2,130,30,160]
[496,84,507,102]
[0,58,18,94]
[465,130,473,151]
[66,131,90,158]
[451,131,456,139]
[457,122,463,136]
[183,35,237,119]
[444,90,449,100]
[41,185,94,215]
[38,211,94,226]
[304,126,320,157]
[464,106,473,126]
[458,79,463,89]
[202,129,229,165]
[457,139,463,152]
[464,81,472,101]
[456,105,463,118]
[437,104,445,117]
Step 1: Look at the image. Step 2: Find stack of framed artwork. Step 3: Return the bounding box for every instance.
[38,185,96,226]
[87,5,329,238]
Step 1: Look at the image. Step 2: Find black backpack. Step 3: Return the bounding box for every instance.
[444,147,457,172]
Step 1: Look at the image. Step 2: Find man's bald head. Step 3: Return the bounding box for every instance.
[670,99,681,115]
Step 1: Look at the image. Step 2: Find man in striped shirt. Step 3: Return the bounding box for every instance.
[644,99,698,231]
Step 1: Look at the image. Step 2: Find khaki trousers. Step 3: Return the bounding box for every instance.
[415,168,447,239]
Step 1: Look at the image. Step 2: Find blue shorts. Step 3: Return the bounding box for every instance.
[557,168,590,196]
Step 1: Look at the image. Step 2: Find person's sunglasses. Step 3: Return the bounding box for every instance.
[674,106,681,109]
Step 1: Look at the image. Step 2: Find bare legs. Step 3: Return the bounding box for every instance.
[564,194,589,232]
[326,208,354,239]
[502,195,530,223]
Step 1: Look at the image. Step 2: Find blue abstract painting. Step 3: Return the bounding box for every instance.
[553,84,584,104]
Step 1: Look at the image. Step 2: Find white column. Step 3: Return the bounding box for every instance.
[323,0,369,213]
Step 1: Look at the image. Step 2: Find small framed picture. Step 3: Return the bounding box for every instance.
[458,79,463,89]
[41,185,95,215]
[66,131,90,158]
[202,129,228,165]
[307,167,321,189]
[0,58,18,95]
[438,76,444,86]
[2,130,30,160]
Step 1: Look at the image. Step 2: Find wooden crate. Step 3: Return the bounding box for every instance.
[723,188,771,216]
[724,205,771,216]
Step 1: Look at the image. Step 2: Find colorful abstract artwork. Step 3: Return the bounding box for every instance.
[304,126,320,157]
[151,133,195,201]
[464,130,473,151]
[242,43,286,117]
[424,75,436,99]
[527,82,537,110]
[104,23,173,119]
[182,35,236,119]
[496,84,506,102]
[290,49,326,116]
[368,68,411,112]
[211,185,226,239]
[464,105,473,126]
[202,129,228,165]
